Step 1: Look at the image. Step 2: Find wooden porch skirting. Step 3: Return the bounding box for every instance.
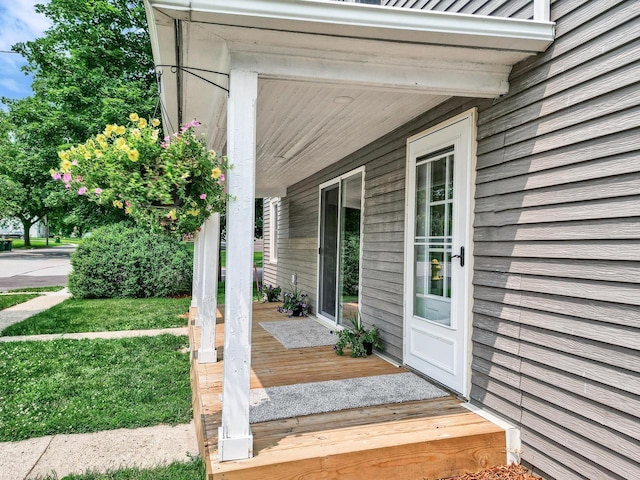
[189,302,506,480]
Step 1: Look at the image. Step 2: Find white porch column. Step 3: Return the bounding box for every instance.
[195,221,207,327]
[191,227,201,311]
[198,212,220,364]
[218,68,257,461]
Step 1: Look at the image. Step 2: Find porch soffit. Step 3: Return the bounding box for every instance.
[145,0,555,195]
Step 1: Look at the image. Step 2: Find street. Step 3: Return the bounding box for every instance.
[0,245,74,290]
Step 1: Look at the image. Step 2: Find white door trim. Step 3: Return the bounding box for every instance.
[403,108,476,398]
[316,166,366,326]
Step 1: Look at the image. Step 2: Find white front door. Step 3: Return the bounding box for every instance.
[404,113,474,397]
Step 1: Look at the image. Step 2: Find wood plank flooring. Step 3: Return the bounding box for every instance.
[190,303,506,480]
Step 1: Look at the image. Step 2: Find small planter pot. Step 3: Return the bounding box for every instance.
[363,341,374,356]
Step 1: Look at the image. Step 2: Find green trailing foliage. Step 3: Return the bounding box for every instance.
[68,223,192,298]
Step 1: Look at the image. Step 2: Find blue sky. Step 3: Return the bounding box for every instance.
[0,0,51,101]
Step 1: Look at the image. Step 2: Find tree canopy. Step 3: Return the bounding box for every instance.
[0,0,157,243]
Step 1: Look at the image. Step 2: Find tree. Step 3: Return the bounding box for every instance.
[0,0,157,244]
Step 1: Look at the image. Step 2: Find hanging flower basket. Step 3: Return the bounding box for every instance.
[52,114,229,235]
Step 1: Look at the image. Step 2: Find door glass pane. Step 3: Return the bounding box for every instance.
[319,185,339,320]
[414,149,454,326]
[339,173,362,325]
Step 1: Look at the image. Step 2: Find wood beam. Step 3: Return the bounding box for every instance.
[218,68,257,462]
[191,227,201,309]
[198,213,220,364]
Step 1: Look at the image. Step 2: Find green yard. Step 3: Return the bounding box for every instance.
[42,458,205,480]
[0,335,192,442]
[1,297,191,336]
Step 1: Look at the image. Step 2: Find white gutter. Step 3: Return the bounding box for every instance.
[148,0,554,52]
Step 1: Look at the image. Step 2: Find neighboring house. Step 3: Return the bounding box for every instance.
[0,218,47,239]
[144,0,638,478]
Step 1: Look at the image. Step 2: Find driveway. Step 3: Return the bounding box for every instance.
[0,245,75,290]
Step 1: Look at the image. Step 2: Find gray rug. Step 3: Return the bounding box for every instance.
[249,372,447,423]
[259,319,338,349]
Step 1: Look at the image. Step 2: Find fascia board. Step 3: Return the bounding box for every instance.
[148,0,554,52]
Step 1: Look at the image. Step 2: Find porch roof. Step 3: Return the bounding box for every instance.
[144,0,555,196]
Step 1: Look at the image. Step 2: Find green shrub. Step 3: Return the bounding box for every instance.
[68,224,193,298]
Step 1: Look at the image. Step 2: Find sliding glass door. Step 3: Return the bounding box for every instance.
[318,169,363,324]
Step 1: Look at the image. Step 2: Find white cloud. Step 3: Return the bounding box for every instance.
[0,0,51,51]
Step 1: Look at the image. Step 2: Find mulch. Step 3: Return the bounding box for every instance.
[442,464,542,480]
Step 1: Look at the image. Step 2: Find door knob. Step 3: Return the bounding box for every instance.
[451,246,465,267]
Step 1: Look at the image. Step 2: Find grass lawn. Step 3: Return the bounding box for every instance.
[1,297,191,336]
[42,458,205,480]
[216,281,262,305]
[9,237,79,249]
[0,293,39,311]
[7,285,65,293]
[0,335,191,442]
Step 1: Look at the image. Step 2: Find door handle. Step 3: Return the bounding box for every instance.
[451,246,465,267]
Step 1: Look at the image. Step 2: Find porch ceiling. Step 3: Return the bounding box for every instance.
[144,0,555,196]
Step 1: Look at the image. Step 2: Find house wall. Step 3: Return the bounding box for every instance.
[263,1,640,478]
[383,0,533,19]
[469,1,640,479]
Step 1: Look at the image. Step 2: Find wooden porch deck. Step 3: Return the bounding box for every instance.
[189,302,506,480]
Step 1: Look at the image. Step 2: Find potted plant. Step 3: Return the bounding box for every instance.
[277,284,310,317]
[51,114,229,236]
[260,284,282,303]
[334,312,382,358]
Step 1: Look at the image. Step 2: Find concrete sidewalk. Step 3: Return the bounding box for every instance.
[0,422,199,480]
[0,327,188,343]
[0,289,71,332]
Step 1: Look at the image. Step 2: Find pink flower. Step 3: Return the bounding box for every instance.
[180,126,189,133]
[191,120,200,128]
[76,176,83,182]
[95,188,102,195]
[164,136,170,142]
[65,183,70,189]
[78,187,87,195]
[173,132,179,138]
[62,173,72,183]
[219,174,225,182]
[160,142,167,149]
[199,193,207,200]
[125,201,131,207]
[71,160,78,166]
[52,172,61,180]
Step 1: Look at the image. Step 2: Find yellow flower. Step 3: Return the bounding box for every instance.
[115,137,127,149]
[105,124,114,136]
[129,113,139,122]
[58,151,69,161]
[208,150,217,158]
[128,149,140,162]
[211,167,222,179]
[151,118,160,127]
[187,209,200,217]
[138,118,147,128]
[150,129,159,141]
[131,128,141,138]
[84,152,91,160]
[95,150,103,157]
[180,172,190,179]
[86,139,95,149]
[168,209,177,220]
[115,125,126,136]
[99,140,108,149]
[96,134,106,143]
[113,200,123,209]
[125,206,131,214]
[61,159,72,172]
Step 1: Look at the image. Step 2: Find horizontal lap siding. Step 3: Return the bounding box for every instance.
[383,0,532,19]
[471,1,640,479]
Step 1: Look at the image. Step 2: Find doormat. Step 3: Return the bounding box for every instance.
[249,372,448,423]
[259,319,338,349]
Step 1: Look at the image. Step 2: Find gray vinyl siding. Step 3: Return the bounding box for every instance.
[383,0,533,19]
[266,1,639,478]
[262,198,277,287]
[470,1,640,479]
